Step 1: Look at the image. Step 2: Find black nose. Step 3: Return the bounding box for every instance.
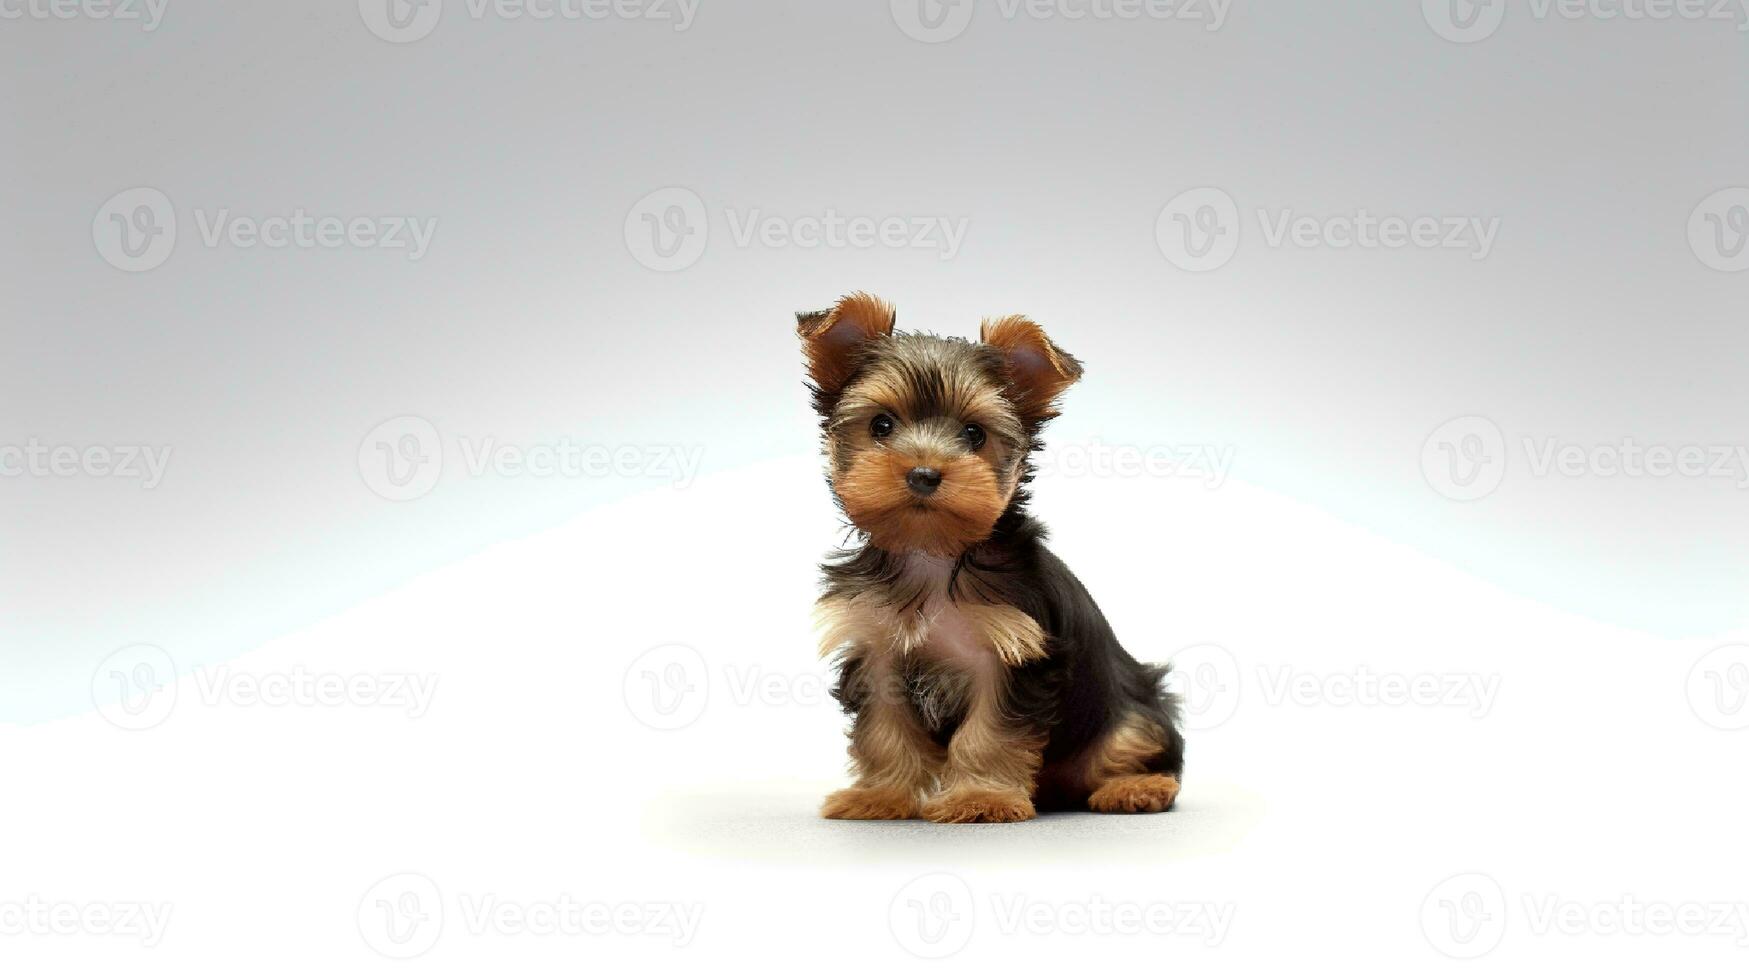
[906,467,942,496]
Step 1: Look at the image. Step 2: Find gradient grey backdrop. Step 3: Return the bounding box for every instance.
[3,0,1746,722]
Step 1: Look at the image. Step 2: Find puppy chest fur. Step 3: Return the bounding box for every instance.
[817,557,1046,731]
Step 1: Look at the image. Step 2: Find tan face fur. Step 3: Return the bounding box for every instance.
[798,293,1083,557]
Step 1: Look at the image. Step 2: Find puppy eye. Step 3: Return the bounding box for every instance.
[870,414,895,438]
[961,422,986,450]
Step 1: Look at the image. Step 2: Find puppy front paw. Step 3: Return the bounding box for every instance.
[821,785,920,820]
[921,788,1036,824]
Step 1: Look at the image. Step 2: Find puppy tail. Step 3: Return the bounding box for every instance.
[1140,661,1186,778]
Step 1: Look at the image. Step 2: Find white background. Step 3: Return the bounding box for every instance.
[3,1,1747,974]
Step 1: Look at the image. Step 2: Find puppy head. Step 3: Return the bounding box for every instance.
[797,293,1082,556]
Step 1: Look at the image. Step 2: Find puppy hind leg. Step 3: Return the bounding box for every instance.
[1082,714,1180,814]
[1087,773,1180,814]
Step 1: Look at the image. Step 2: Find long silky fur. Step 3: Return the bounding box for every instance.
[813,325,1184,809]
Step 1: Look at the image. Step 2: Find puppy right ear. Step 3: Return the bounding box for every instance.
[797,292,895,399]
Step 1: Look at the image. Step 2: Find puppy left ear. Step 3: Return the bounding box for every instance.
[796,292,896,398]
[980,314,1084,421]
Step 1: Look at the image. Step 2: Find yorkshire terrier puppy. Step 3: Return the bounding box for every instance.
[800,293,1184,823]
